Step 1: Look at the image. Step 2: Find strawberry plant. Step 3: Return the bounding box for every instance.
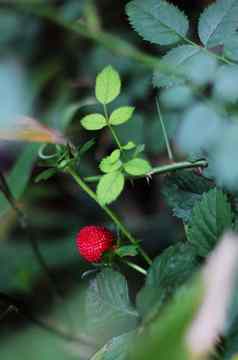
[1,1,238,360]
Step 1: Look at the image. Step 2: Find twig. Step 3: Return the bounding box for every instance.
[156,97,174,161]
[0,291,95,347]
[0,171,62,301]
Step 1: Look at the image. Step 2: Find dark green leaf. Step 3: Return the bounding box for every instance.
[162,172,213,223]
[91,332,135,360]
[198,0,238,48]
[187,188,233,257]
[85,269,138,339]
[153,45,217,88]
[126,0,189,46]
[137,243,199,318]
[35,168,57,183]
[130,277,203,360]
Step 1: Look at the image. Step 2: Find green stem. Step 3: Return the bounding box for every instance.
[123,260,147,276]
[103,104,123,151]
[67,166,152,265]
[182,36,233,65]
[83,159,208,183]
[156,97,174,161]
[148,159,208,176]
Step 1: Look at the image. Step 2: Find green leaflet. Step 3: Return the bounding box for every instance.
[126,0,189,46]
[187,188,234,257]
[124,158,151,176]
[96,171,125,205]
[109,106,135,126]
[198,0,238,48]
[95,65,121,105]
[153,45,217,88]
[81,113,107,130]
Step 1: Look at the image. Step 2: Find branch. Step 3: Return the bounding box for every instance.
[0,171,62,301]
[0,291,95,347]
[83,159,208,183]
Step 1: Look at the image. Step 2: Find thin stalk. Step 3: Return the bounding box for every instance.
[0,292,95,347]
[182,36,234,65]
[67,166,152,265]
[156,97,174,161]
[123,260,147,276]
[103,104,123,151]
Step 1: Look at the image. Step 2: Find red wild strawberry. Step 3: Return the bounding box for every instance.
[76,225,114,262]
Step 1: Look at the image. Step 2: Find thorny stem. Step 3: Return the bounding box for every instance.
[148,159,208,176]
[83,159,208,183]
[66,166,152,265]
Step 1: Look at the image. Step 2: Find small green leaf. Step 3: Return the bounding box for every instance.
[99,149,122,173]
[35,168,57,183]
[115,245,139,258]
[99,159,122,173]
[109,106,135,126]
[187,188,233,257]
[97,171,125,204]
[124,158,151,176]
[110,149,121,162]
[95,65,121,104]
[81,113,107,130]
[122,141,136,150]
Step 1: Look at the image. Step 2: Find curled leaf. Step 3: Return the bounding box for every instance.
[0,116,66,144]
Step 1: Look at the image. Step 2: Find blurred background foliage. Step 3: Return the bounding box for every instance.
[0,0,235,359]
